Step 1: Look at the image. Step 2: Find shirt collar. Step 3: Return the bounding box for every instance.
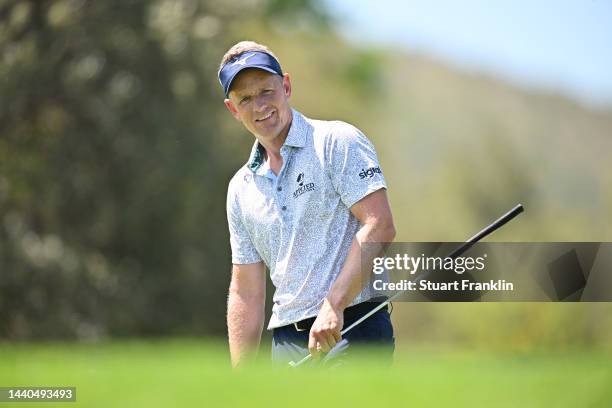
[246,109,307,172]
[284,109,307,148]
[247,141,265,172]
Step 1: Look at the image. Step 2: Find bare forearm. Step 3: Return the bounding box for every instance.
[327,222,395,311]
[227,291,265,367]
[307,190,395,356]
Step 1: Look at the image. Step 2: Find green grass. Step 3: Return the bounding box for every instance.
[1,339,611,407]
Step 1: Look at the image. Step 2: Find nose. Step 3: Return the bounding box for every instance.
[253,95,268,113]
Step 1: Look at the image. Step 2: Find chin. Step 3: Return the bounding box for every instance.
[255,122,281,137]
[258,129,280,141]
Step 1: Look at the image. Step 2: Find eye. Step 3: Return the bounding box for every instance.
[239,96,251,105]
[262,89,274,95]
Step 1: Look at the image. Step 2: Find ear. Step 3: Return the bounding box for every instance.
[282,73,292,99]
[224,98,241,121]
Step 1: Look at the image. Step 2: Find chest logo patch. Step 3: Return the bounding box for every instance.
[293,172,315,198]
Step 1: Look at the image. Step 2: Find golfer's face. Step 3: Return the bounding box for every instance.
[225,69,292,143]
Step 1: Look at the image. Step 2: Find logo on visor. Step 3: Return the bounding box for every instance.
[232,53,255,66]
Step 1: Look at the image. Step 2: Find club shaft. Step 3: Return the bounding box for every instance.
[446,204,524,259]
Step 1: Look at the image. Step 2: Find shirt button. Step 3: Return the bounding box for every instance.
[277,186,282,191]
[281,205,287,211]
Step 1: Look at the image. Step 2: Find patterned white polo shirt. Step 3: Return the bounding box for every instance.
[226,109,388,329]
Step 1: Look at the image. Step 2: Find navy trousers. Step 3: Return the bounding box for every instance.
[271,305,395,367]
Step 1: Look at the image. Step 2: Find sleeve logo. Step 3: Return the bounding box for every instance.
[358,166,382,179]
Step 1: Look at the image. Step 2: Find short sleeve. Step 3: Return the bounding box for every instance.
[325,122,387,208]
[226,178,262,265]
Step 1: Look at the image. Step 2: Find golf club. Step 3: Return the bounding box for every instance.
[288,203,525,367]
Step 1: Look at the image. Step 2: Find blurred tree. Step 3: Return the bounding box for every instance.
[0,0,330,340]
[342,50,384,96]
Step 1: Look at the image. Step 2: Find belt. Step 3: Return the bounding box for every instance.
[292,300,387,332]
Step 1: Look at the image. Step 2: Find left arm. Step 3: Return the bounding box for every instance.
[308,188,396,357]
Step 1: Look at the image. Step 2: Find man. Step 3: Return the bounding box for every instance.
[220,41,396,367]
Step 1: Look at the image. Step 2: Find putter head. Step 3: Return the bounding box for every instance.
[288,361,297,367]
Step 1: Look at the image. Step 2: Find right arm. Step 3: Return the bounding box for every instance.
[227,261,266,368]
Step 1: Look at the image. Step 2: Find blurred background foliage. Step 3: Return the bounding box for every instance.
[1,0,611,350]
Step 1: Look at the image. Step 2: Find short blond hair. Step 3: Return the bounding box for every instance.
[219,40,279,70]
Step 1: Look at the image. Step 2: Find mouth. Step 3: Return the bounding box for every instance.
[255,110,275,123]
